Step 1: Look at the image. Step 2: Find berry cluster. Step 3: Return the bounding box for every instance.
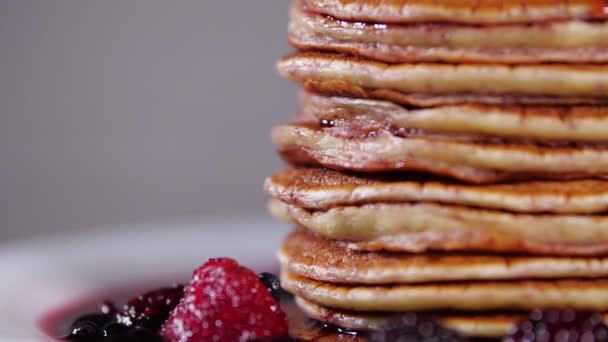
[65,286,184,342]
[506,309,608,342]
[369,313,463,342]
[64,258,288,342]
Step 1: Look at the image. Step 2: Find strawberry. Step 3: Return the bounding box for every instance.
[160,258,288,342]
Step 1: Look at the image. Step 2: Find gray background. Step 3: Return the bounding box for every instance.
[0,1,295,241]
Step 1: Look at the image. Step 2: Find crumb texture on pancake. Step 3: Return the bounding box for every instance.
[301,0,600,24]
[279,229,608,284]
[282,271,608,312]
[266,167,608,213]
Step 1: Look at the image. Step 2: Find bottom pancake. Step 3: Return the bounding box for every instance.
[294,297,520,339]
[281,271,608,312]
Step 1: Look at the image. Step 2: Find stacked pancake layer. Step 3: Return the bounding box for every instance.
[269,0,608,339]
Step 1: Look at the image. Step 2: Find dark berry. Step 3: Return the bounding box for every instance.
[370,313,464,342]
[69,322,97,339]
[72,314,112,328]
[505,309,608,342]
[322,323,358,336]
[106,328,163,342]
[160,258,288,342]
[100,322,129,337]
[135,315,165,332]
[121,284,184,328]
[258,272,284,301]
[66,314,112,340]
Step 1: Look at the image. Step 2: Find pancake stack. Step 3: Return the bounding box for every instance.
[267,0,608,339]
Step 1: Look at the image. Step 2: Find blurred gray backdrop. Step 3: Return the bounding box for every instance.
[0,1,295,241]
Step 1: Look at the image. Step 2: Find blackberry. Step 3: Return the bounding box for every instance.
[64,285,184,341]
[103,328,163,342]
[258,272,284,301]
[504,309,608,342]
[120,284,184,330]
[370,313,464,342]
[66,314,112,340]
[99,322,129,337]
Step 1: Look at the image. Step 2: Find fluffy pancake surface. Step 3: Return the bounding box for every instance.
[301,93,608,143]
[273,123,608,183]
[266,167,608,213]
[268,168,608,255]
[280,229,608,284]
[277,53,608,106]
[282,271,608,312]
[290,4,608,63]
[281,230,608,338]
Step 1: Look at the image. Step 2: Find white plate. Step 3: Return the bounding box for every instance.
[0,216,285,341]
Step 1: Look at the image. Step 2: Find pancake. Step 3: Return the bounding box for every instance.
[300,92,608,143]
[290,4,608,64]
[277,53,608,106]
[281,271,608,312]
[295,297,522,339]
[279,229,608,284]
[272,124,608,183]
[266,168,608,214]
[270,200,608,255]
[293,298,608,339]
[301,0,605,25]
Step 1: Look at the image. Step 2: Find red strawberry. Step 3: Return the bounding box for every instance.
[160,258,288,342]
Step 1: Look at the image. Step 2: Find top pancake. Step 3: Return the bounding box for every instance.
[290,4,608,64]
[302,0,605,24]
